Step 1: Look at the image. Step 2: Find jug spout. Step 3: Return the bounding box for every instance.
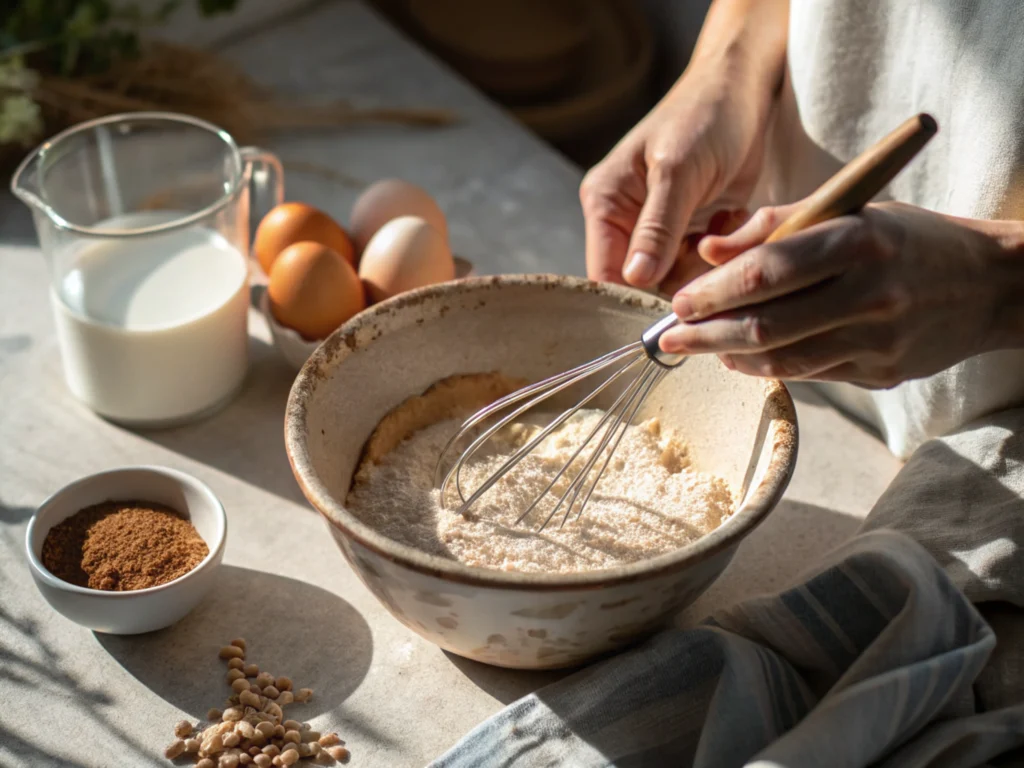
[10,143,48,215]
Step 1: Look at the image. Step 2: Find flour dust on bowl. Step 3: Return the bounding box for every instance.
[285,275,797,669]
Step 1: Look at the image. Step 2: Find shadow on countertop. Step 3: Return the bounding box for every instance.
[138,333,312,508]
[443,652,571,706]
[95,565,373,720]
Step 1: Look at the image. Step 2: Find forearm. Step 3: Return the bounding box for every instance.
[685,0,790,104]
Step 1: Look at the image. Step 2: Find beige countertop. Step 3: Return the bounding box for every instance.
[0,2,903,765]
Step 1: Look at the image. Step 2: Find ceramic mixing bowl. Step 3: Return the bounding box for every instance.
[285,275,797,669]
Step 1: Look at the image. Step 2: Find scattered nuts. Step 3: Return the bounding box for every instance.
[231,638,247,652]
[327,746,350,762]
[318,734,341,748]
[240,755,253,766]
[237,721,256,740]
[208,708,223,722]
[244,664,259,677]
[300,730,319,744]
[253,756,272,768]
[272,757,283,768]
[228,657,246,671]
[185,738,202,754]
[273,724,285,739]
[240,690,262,708]
[227,669,247,684]
[283,730,300,745]
[165,739,186,759]
[204,734,225,754]
[232,678,251,694]
[219,645,245,660]
[280,750,299,767]
[308,743,321,756]
[220,754,240,768]
[174,721,193,739]
[283,720,302,732]
[274,677,292,692]
[255,721,275,738]
[255,672,275,688]
[295,689,312,703]
[197,760,216,768]
[223,707,244,722]
[263,685,280,699]
[262,744,280,758]
[223,732,241,748]
[278,691,294,706]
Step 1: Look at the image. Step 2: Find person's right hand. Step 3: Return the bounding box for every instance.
[580,58,774,294]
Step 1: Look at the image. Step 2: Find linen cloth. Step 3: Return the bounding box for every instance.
[430,407,1024,767]
[761,0,1024,459]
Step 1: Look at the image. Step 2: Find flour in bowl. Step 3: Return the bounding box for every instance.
[346,408,735,574]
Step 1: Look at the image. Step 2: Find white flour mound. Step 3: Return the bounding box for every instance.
[346,409,735,574]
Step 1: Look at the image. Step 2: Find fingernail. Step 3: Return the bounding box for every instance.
[673,293,696,320]
[623,251,658,285]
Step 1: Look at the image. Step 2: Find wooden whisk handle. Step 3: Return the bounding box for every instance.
[765,113,938,243]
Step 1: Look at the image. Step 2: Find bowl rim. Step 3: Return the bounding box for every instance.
[285,274,799,591]
[25,465,228,597]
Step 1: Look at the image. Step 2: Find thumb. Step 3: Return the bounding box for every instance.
[698,203,800,266]
[622,170,697,288]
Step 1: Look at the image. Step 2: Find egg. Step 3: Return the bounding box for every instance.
[359,216,455,303]
[350,179,448,256]
[268,242,365,340]
[254,202,354,274]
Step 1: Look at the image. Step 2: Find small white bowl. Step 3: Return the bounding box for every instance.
[261,255,476,371]
[26,466,227,635]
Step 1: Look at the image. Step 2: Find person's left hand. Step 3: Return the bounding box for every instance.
[659,201,1011,388]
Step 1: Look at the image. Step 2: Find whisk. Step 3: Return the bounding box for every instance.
[436,113,938,531]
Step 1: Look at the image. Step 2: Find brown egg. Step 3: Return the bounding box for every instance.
[359,216,455,303]
[268,242,365,340]
[350,179,448,256]
[254,202,355,274]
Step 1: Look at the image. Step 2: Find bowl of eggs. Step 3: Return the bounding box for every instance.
[254,179,470,370]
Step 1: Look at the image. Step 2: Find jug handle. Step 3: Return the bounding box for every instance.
[240,146,285,217]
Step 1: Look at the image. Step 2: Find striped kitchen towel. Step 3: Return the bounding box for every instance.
[430,530,1024,767]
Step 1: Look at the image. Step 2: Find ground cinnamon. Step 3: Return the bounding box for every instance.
[41,500,209,591]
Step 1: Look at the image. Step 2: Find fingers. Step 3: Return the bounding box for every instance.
[660,274,875,354]
[717,331,860,380]
[698,204,799,266]
[672,215,866,321]
[580,164,644,285]
[658,234,710,297]
[623,165,699,288]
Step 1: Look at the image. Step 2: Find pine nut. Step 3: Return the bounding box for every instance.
[253,756,271,768]
[222,707,244,722]
[219,755,240,768]
[232,678,251,694]
[294,688,312,703]
[223,731,241,748]
[244,664,259,677]
[274,676,292,692]
[197,760,216,768]
[165,739,186,759]
[207,708,223,722]
[277,691,293,705]
[262,685,280,699]
[318,733,341,747]
[230,638,247,652]
[228,657,245,671]
[227,669,246,683]
[327,746,350,762]
[185,738,201,754]
[219,645,245,660]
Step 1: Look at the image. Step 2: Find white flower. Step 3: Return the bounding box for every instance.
[0,93,44,147]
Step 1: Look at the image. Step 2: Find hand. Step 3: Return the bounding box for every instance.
[579,59,774,293]
[660,202,1013,388]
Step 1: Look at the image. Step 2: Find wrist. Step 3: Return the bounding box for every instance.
[688,0,789,105]
[979,220,1024,350]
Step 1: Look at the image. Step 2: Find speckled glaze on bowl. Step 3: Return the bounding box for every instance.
[285,275,797,669]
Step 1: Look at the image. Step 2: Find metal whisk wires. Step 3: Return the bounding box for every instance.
[435,343,667,532]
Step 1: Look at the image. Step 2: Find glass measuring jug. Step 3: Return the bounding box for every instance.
[11,112,283,427]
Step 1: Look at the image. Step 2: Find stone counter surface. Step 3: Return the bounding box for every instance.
[0,2,902,765]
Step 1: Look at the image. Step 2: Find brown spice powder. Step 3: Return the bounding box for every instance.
[41,500,209,591]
